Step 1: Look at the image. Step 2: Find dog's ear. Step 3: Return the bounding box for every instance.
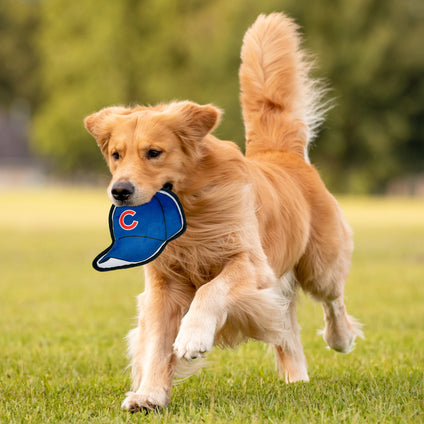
[168,101,222,143]
[84,107,132,152]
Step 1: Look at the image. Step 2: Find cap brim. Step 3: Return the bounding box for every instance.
[93,235,166,271]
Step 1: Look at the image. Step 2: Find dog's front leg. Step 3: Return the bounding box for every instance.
[122,266,190,413]
[173,278,228,360]
[174,252,277,360]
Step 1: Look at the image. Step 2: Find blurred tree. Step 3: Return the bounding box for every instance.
[0,0,40,108]
[25,0,424,191]
[32,1,128,172]
[301,0,424,192]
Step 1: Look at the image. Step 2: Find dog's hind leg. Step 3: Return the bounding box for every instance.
[300,271,363,354]
[296,210,363,354]
[315,248,364,354]
[320,296,363,353]
[273,278,309,383]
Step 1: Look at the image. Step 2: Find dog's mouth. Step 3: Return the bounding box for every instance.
[162,182,173,191]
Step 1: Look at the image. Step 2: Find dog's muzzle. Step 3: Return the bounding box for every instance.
[111,181,135,202]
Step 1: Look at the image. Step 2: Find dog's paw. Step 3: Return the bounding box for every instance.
[121,389,168,413]
[173,316,215,360]
[321,314,364,354]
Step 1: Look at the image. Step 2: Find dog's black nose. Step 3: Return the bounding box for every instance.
[111,182,135,201]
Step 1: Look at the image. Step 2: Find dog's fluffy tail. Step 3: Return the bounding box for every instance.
[239,13,327,160]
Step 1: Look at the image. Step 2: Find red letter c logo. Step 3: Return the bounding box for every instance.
[119,210,139,230]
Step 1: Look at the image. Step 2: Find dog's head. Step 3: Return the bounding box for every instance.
[84,101,221,206]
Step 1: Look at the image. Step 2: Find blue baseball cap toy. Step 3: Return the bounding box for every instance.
[93,189,186,271]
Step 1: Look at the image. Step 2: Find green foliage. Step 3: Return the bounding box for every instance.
[1,188,423,422]
[302,0,424,192]
[1,0,423,191]
[0,0,40,107]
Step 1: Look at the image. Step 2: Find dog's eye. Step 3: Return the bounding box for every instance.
[111,152,120,161]
[147,150,162,159]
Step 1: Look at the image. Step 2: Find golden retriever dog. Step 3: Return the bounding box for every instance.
[84,13,362,412]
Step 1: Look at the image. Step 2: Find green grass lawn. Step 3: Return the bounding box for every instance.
[1,188,423,423]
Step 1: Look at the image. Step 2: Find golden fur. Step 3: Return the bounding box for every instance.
[84,13,362,412]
